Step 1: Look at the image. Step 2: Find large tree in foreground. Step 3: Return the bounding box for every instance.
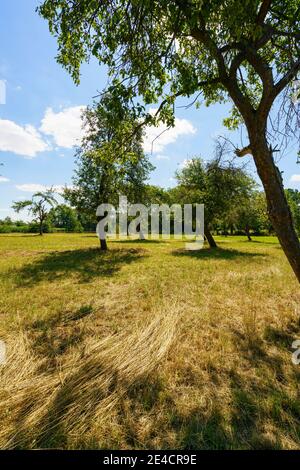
[39,0,300,280]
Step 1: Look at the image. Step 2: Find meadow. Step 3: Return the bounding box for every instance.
[0,233,299,449]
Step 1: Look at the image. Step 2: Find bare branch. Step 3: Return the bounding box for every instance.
[273,58,300,97]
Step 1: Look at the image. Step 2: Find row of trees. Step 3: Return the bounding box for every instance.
[10,98,300,247]
[3,204,83,234]
[9,155,300,247]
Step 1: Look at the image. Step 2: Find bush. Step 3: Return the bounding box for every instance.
[28,222,53,233]
[0,225,29,233]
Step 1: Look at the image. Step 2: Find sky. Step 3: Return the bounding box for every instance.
[0,0,300,221]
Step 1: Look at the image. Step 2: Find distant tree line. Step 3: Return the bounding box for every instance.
[5,176,300,244]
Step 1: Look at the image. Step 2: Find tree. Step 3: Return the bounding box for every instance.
[174,155,255,247]
[39,0,300,281]
[226,193,262,240]
[48,204,83,232]
[12,190,57,235]
[286,189,300,235]
[64,98,154,249]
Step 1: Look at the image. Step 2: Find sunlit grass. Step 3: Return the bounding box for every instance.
[0,233,299,449]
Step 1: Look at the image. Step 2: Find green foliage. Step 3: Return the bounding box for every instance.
[12,189,57,235]
[224,190,270,235]
[48,204,83,232]
[174,154,256,228]
[286,189,300,235]
[64,97,154,224]
[27,221,53,234]
[38,0,300,132]
[0,225,28,234]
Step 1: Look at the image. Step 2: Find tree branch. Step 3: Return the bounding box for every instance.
[256,0,272,25]
[273,58,300,97]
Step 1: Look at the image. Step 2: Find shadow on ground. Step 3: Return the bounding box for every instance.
[28,304,94,360]
[14,247,146,286]
[120,349,300,449]
[172,247,267,261]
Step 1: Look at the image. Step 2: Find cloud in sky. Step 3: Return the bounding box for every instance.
[40,105,196,154]
[290,174,300,183]
[16,183,67,194]
[0,119,49,158]
[16,183,46,192]
[40,105,86,148]
[0,176,10,183]
[0,104,195,160]
[143,111,197,153]
[179,158,193,169]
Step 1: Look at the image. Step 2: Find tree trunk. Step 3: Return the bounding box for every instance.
[138,223,146,240]
[39,221,43,236]
[204,223,217,248]
[99,237,107,251]
[245,225,252,241]
[251,134,300,282]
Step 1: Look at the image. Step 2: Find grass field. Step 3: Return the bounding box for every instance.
[0,233,300,449]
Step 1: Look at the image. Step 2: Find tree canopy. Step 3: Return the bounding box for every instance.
[64,97,154,248]
[38,0,300,130]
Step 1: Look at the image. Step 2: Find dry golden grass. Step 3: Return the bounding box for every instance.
[0,233,299,449]
[0,310,178,449]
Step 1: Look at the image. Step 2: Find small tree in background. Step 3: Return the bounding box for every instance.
[48,204,83,232]
[227,195,262,241]
[174,152,255,247]
[12,189,57,236]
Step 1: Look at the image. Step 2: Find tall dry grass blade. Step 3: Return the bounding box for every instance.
[0,309,179,448]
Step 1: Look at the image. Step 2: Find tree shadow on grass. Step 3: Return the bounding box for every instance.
[114,320,300,450]
[27,304,95,361]
[117,361,299,450]
[111,239,163,244]
[15,247,146,287]
[172,247,267,261]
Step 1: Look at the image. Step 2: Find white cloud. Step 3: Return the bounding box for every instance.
[40,105,86,148]
[179,159,193,168]
[0,176,9,183]
[0,120,49,158]
[290,174,300,183]
[16,183,69,194]
[16,184,47,192]
[143,110,196,153]
[156,154,170,161]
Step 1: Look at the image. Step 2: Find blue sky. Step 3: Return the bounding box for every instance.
[1,0,300,221]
